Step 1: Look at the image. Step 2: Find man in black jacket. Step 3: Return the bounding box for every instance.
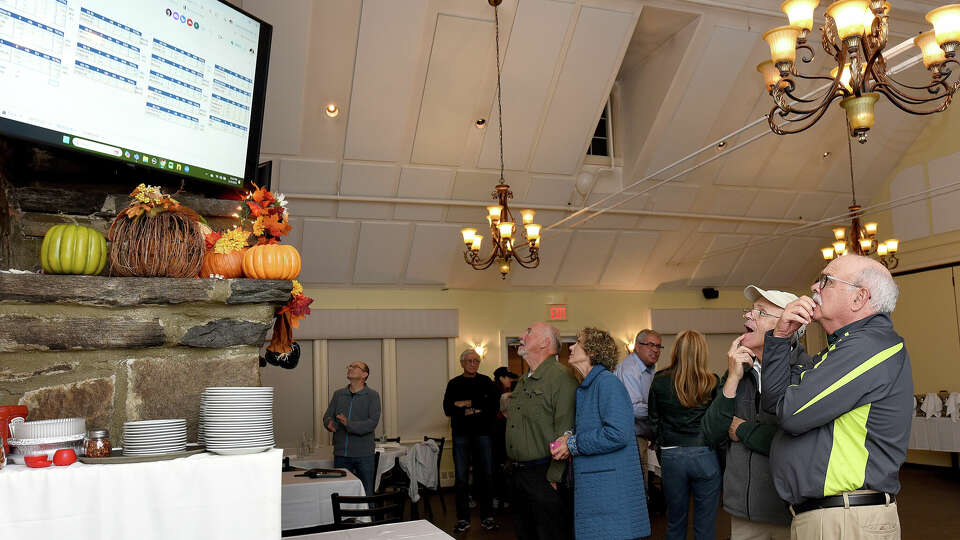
[703,286,806,539]
[443,349,500,533]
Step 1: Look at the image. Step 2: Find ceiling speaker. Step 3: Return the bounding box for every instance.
[702,287,719,300]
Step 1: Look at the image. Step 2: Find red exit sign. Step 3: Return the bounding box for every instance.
[549,305,567,321]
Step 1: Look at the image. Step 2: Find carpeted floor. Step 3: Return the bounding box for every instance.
[420,464,960,539]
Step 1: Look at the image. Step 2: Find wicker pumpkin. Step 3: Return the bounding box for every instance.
[200,249,246,279]
[242,244,301,280]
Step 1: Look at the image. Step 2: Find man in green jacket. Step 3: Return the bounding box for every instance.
[702,286,806,539]
[762,255,912,540]
[505,321,577,540]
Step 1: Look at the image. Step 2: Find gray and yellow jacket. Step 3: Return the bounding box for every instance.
[761,313,913,506]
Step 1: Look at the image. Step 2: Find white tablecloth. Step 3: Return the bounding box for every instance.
[282,469,365,530]
[291,444,408,492]
[0,448,281,540]
[909,417,960,452]
[289,519,453,539]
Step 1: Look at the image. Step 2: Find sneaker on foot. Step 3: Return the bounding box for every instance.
[453,520,471,534]
[481,517,500,530]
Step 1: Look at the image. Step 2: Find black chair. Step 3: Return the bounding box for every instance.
[331,490,407,530]
[421,435,446,518]
[383,436,401,443]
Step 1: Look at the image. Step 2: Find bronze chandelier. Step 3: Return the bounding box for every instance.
[759,1,960,143]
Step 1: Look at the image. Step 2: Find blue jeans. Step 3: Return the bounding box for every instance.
[335,454,376,497]
[453,434,493,520]
[660,446,722,540]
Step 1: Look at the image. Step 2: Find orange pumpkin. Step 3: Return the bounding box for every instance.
[242,244,301,280]
[200,249,246,279]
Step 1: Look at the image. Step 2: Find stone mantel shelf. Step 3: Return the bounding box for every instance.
[0,274,292,306]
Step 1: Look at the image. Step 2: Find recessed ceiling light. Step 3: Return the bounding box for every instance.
[325,104,339,118]
[717,141,726,149]
[823,151,831,158]
[475,118,487,129]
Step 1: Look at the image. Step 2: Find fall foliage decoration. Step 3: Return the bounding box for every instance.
[108,184,205,277]
[263,280,314,369]
[200,227,250,278]
[240,184,290,245]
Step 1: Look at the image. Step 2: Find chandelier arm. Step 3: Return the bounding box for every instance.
[512,253,541,269]
[876,67,953,95]
[464,248,500,270]
[874,85,954,114]
[777,83,842,115]
[797,42,816,64]
[781,83,839,106]
[769,93,844,135]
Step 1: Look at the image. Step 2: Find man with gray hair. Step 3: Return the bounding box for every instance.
[761,255,913,540]
[615,329,662,486]
[702,286,807,539]
[506,321,577,540]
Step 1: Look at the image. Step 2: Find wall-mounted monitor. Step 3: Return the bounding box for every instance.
[0,0,272,187]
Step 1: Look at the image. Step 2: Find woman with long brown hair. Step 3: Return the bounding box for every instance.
[649,330,722,540]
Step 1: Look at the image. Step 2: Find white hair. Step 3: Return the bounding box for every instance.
[856,259,899,313]
[548,326,561,355]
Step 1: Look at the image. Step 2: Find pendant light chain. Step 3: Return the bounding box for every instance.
[494,4,505,186]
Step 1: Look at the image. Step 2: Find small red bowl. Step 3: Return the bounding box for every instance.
[24,455,52,468]
[53,449,77,466]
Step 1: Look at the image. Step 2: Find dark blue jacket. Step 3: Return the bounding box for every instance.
[568,365,650,540]
[323,385,381,458]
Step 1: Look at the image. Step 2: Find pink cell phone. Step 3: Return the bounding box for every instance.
[550,441,561,452]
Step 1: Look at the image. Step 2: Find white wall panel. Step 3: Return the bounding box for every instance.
[554,231,616,286]
[478,0,574,170]
[260,340,314,449]
[243,0,310,155]
[337,202,395,220]
[690,234,746,286]
[890,165,930,242]
[530,6,636,174]
[598,231,659,288]
[405,224,463,284]
[394,204,445,222]
[508,230,573,286]
[396,339,449,440]
[397,167,455,199]
[725,240,786,288]
[340,163,401,197]
[277,159,339,195]
[927,152,960,235]
[300,219,359,284]
[525,176,576,206]
[344,0,429,161]
[354,222,412,283]
[411,15,495,166]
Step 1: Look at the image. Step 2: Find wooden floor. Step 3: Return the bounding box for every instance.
[417,465,960,539]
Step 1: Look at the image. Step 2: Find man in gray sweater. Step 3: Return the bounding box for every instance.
[323,361,381,497]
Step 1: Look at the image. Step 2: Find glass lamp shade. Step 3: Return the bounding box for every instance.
[826,0,871,40]
[763,26,802,66]
[833,240,847,254]
[499,222,514,239]
[886,238,899,252]
[840,93,880,133]
[525,224,541,241]
[926,5,960,46]
[521,209,536,225]
[822,247,836,260]
[859,238,873,251]
[757,61,782,92]
[864,222,878,235]
[471,235,482,251]
[877,243,888,256]
[830,63,855,92]
[498,260,511,276]
[461,228,477,245]
[833,227,846,240]
[487,205,502,224]
[782,0,820,31]
[915,30,948,67]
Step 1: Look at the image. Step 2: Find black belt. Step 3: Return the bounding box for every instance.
[792,492,894,515]
[508,457,550,469]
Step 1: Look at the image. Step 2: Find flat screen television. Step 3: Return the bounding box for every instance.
[0,0,272,188]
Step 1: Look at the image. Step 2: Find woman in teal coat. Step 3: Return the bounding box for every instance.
[552,327,650,540]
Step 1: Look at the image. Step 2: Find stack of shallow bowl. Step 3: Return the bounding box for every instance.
[8,418,85,463]
[122,419,187,456]
[200,387,274,455]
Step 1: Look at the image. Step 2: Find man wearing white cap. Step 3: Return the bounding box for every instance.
[702,285,808,540]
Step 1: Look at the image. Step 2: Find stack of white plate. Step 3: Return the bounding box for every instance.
[200,387,274,455]
[123,419,187,456]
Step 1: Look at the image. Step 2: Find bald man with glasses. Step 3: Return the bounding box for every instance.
[323,361,381,498]
[761,255,913,540]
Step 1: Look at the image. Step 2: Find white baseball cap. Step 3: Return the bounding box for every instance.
[743,285,798,309]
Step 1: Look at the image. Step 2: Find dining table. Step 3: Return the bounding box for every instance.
[290,443,409,492]
[287,518,453,539]
[281,468,367,530]
[0,448,282,540]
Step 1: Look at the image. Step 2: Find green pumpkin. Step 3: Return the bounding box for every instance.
[40,224,107,275]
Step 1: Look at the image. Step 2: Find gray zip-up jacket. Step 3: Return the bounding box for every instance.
[323,385,381,458]
[761,313,913,506]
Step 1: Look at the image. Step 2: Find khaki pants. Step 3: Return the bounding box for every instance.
[790,497,899,540]
[636,435,649,487]
[731,515,790,540]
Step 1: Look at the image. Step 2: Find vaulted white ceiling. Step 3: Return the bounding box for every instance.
[239,0,948,291]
